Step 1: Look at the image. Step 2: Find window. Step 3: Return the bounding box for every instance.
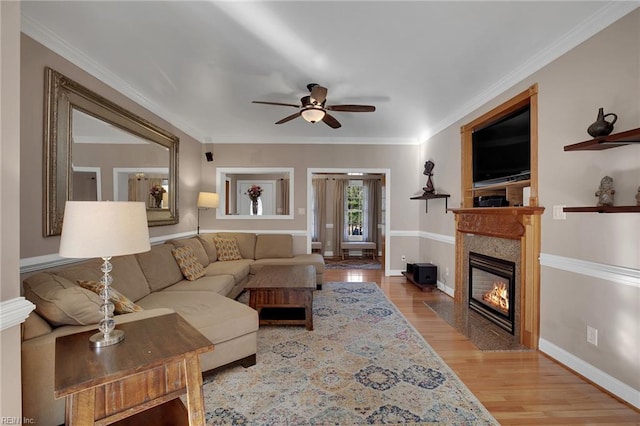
[346,180,364,241]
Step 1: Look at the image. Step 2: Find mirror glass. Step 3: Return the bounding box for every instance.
[216,167,294,219]
[44,68,179,236]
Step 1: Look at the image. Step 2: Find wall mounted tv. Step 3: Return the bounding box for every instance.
[472,105,530,187]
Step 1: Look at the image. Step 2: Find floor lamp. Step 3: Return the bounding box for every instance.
[197,192,219,234]
[59,201,151,347]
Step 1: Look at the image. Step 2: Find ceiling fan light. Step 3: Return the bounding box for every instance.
[301,108,326,123]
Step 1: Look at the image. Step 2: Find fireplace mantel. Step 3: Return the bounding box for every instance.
[451,206,544,349]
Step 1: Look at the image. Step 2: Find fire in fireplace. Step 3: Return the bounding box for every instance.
[468,252,516,334]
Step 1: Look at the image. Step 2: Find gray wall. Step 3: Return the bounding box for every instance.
[419,10,640,397]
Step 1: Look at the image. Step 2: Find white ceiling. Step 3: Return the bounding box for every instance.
[21,1,639,145]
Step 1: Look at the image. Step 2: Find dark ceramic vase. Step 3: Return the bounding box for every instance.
[587,107,617,138]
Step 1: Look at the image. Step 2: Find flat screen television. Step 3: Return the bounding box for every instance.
[472,105,530,187]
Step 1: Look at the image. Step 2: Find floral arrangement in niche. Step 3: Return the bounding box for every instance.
[150,184,167,208]
[150,185,167,198]
[246,184,263,201]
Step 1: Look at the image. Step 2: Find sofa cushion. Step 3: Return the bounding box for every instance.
[162,274,236,296]
[135,291,258,345]
[22,273,102,326]
[172,246,206,281]
[214,237,242,261]
[218,232,256,259]
[170,237,210,267]
[197,233,218,262]
[77,280,143,314]
[255,234,294,259]
[136,244,184,291]
[54,255,151,303]
[204,259,253,283]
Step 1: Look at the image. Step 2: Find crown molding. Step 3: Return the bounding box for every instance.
[428,2,640,140]
[20,13,206,142]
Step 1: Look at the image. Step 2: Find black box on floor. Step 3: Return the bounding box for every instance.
[406,263,437,285]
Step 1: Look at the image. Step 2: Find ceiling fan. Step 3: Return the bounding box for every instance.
[252,83,375,129]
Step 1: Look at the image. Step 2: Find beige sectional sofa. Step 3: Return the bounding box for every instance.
[21,232,324,426]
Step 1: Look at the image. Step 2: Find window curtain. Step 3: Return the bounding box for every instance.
[312,179,326,251]
[333,179,348,257]
[364,178,381,250]
[281,179,290,215]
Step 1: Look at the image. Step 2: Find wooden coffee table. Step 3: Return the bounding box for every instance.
[246,265,316,330]
[54,313,213,426]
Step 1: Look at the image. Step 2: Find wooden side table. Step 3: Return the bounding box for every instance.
[54,313,214,426]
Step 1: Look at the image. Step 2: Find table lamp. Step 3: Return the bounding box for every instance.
[197,192,219,234]
[59,201,150,347]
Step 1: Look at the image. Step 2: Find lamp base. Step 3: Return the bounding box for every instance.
[89,329,125,348]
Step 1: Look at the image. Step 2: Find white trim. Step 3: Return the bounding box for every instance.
[436,280,455,297]
[201,229,308,237]
[540,253,640,289]
[539,338,640,410]
[0,298,36,331]
[20,231,194,273]
[389,230,419,238]
[419,231,455,245]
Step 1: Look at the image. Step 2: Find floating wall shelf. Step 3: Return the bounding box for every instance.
[564,127,640,151]
[563,206,640,214]
[410,193,450,213]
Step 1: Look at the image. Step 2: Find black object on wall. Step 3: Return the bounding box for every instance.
[205,152,214,162]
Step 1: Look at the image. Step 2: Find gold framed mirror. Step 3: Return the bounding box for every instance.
[44,67,179,236]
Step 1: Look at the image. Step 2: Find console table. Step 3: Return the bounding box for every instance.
[54,313,213,425]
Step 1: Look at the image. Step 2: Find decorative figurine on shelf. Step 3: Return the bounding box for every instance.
[587,107,618,138]
[595,176,615,207]
[422,160,436,195]
[636,186,640,207]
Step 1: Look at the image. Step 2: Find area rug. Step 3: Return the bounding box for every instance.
[324,258,382,270]
[202,282,498,425]
[423,298,530,352]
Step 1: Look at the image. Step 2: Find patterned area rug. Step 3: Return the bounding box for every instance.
[324,258,382,270]
[202,282,497,425]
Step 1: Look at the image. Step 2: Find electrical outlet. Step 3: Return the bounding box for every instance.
[587,326,598,346]
[401,255,406,262]
[553,205,566,220]
[445,267,449,276]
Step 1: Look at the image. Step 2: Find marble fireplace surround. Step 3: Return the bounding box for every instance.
[451,207,544,349]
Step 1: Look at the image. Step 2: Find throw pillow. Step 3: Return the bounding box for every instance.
[22,273,103,326]
[77,280,143,314]
[171,246,206,280]
[214,237,242,261]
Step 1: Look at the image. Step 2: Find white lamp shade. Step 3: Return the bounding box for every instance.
[59,201,151,258]
[301,108,326,123]
[197,192,219,208]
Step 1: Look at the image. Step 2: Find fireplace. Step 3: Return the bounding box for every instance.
[468,252,516,334]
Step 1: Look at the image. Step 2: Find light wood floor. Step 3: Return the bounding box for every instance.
[324,268,640,425]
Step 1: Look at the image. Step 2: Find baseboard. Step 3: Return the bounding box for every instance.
[539,338,640,409]
[436,280,455,297]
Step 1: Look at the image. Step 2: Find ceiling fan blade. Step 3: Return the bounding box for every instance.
[252,101,300,108]
[326,104,376,112]
[309,85,327,105]
[322,113,342,129]
[275,111,301,124]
